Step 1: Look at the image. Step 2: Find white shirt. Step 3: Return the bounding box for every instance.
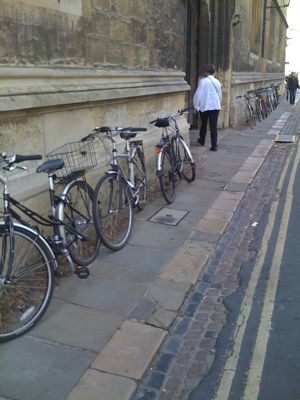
[193,75,222,112]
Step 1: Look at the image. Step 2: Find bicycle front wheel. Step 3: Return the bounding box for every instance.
[245,106,256,129]
[60,180,100,266]
[134,148,147,211]
[178,137,196,182]
[0,224,55,343]
[159,148,176,204]
[93,174,133,251]
[255,100,262,122]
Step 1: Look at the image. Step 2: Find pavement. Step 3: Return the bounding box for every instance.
[0,96,299,400]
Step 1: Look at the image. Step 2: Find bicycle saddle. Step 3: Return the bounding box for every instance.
[120,131,137,140]
[36,159,64,173]
[155,118,169,128]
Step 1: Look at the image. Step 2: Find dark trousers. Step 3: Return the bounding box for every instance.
[199,110,219,149]
[289,88,297,104]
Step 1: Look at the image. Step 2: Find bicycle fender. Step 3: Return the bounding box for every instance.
[0,221,57,264]
[105,170,118,177]
[156,147,165,173]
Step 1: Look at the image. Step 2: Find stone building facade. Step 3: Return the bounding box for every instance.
[187,0,288,128]
[229,0,289,126]
[0,0,289,204]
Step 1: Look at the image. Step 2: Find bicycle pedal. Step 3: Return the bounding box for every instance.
[75,266,90,279]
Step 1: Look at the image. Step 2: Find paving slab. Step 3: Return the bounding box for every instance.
[0,336,94,400]
[196,217,229,235]
[146,285,187,312]
[92,320,167,379]
[148,308,177,330]
[67,370,136,400]
[99,244,175,273]
[55,275,147,316]
[90,261,157,284]
[31,299,124,352]
[160,245,209,284]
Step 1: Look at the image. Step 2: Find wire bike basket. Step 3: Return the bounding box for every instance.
[46,139,97,179]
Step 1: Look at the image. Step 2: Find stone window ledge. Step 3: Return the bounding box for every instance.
[232,71,285,84]
[0,66,190,113]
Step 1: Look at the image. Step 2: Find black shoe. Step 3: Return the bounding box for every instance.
[197,138,205,146]
[210,147,217,151]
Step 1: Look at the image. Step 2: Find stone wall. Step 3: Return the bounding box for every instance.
[0,0,186,70]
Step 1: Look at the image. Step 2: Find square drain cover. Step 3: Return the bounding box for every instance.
[149,207,188,226]
[274,134,296,143]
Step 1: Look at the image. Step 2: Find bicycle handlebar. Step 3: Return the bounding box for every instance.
[15,154,43,162]
[150,106,192,124]
[1,153,42,164]
[81,126,147,141]
[97,126,147,133]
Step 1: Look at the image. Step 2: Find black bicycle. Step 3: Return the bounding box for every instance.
[0,150,100,342]
[151,108,195,204]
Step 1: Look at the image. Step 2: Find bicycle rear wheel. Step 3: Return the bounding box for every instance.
[158,148,176,204]
[134,148,147,211]
[93,174,133,251]
[60,180,100,266]
[178,137,196,182]
[0,223,55,342]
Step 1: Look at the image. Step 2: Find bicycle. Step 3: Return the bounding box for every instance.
[236,93,256,129]
[150,108,196,204]
[254,88,268,120]
[0,149,101,342]
[0,153,57,342]
[83,126,147,251]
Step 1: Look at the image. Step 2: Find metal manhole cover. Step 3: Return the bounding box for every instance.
[274,134,296,143]
[149,207,189,226]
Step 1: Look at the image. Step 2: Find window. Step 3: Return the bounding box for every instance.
[250,0,263,55]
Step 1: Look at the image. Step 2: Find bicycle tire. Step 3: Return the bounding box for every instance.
[93,174,133,251]
[159,148,176,204]
[178,137,196,182]
[255,99,262,122]
[260,98,268,119]
[245,106,256,129]
[0,223,55,343]
[266,96,272,114]
[134,148,147,211]
[60,180,100,266]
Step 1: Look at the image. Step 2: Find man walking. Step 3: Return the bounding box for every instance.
[193,64,222,151]
[287,72,299,105]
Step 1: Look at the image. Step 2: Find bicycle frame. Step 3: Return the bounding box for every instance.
[0,163,91,277]
[95,129,146,205]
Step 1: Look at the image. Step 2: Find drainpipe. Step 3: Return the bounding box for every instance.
[261,0,267,59]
